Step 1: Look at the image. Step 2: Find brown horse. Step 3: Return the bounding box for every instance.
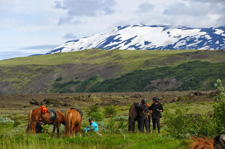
[128,103,151,132]
[65,108,82,137]
[26,107,65,137]
[190,135,225,149]
[190,137,214,149]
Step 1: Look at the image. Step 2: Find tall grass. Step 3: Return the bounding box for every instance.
[0,131,188,149]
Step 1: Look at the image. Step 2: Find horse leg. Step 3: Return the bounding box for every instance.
[52,123,56,137]
[77,122,82,137]
[57,123,60,138]
[70,122,74,137]
[74,125,77,136]
[31,121,37,134]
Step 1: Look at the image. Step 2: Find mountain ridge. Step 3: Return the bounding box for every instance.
[0,49,225,93]
[48,25,225,54]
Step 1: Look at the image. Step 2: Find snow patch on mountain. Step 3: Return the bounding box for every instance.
[47,25,225,54]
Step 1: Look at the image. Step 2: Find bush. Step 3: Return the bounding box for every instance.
[0,117,14,125]
[165,79,225,138]
[90,112,104,121]
[97,122,107,132]
[213,79,225,134]
[103,105,117,118]
[42,124,50,134]
[164,108,216,138]
[13,120,20,127]
[87,105,100,116]
[86,105,104,121]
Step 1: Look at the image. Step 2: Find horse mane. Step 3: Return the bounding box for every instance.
[70,108,83,117]
[57,110,66,125]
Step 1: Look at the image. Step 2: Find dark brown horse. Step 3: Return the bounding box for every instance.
[65,108,82,137]
[128,103,151,132]
[26,107,65,137]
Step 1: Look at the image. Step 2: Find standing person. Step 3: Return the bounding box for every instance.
[135,99,150,133]
[149,97,163,133]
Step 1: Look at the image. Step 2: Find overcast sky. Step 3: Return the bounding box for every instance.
[0,0,224,60]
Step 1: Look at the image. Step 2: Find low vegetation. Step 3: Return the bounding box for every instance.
[0,49,225,93]
[164,79,225,138]
[1,80,224,148]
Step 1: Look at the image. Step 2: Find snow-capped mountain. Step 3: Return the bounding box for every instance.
[48,25,225,54]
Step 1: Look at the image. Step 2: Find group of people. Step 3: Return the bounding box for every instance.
[36,97,163,135]
[135,97,163,133]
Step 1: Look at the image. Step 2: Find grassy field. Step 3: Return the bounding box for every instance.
[0,90,218,149]
[0,49,194,66]
[0,110,190,149]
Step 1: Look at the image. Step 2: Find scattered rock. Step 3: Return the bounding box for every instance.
[208,90,221,98]
[193,91,204,96]
[30,99,39,105]
[96,99,120,106]
[131,94,142,98]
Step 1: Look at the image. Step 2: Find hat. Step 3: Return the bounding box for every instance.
[89,118,94,122]
[152,97,159,102]
[141,98,147,104]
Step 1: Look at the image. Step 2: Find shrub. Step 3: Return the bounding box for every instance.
[103,105,117,118]
[42,124,50,134]
[90,112,104,121]
[86,105,100,116]
[13,120,20,127]
[97,122,107,132]
[165,79,225,138]
[164,108,216,138]
[113,115,128,121]
[213,79,225,134]
[0,117,14,125]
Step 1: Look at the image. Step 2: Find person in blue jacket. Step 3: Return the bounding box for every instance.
[83,118,98,133]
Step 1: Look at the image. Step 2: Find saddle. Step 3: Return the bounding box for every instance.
[70,108,83,117]
[48,109,57,123]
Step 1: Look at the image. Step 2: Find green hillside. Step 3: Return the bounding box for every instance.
[0,49,225,93]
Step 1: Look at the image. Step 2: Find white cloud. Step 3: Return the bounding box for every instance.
[0,0,224,60]
[63,33,77,39]
[55,0,116,25]
[137,2,154,14]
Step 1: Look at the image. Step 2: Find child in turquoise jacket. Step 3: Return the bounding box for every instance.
[83,118,98,132]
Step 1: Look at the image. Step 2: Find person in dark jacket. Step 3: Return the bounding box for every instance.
[149,97,163,133]
[35,121,43,133]
[135,99,150,133]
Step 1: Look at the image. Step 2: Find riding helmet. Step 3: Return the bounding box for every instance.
[141,98,147,104]
[152,97,159,102]
[89,118,94,122]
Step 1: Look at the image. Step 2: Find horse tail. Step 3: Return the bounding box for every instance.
[128,103,137,132]
[65,110,72,136]
[128,104,134,131]
[26,110,32,133]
